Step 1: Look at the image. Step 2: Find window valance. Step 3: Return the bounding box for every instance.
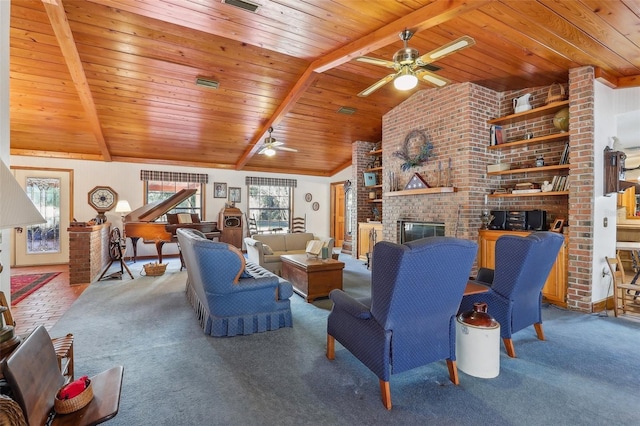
[140,170,209,184]
[245,177,297,188]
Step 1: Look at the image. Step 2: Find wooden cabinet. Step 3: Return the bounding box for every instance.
[218,206,243,249]
[478,230,567,307]
[358,222,382,261]
[487,101,571,199]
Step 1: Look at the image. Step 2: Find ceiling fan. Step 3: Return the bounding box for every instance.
[258,127,298,156]
[356,30,475,97]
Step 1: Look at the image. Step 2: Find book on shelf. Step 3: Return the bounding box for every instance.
[511,188,542,194]
[560,143,570,165]
[495,126,504,145]
[489,125,504,146]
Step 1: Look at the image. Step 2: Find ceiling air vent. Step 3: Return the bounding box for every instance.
[222,0,260,13]
[195,77,219,89]
[337,107,357,115]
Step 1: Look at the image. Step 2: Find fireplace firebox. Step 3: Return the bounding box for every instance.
[399,220,445,243]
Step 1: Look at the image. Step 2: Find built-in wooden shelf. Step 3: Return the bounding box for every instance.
[367,149,382,156]
[366,184,382,188]
[488,132,570,150]
[488,164,572,176]
[384,187,456,197]
[487,100,569,126]
[365,167,383,172]
[369,199,383,203]
[488,191,569,198]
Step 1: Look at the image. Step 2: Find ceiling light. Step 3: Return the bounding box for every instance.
[394,68,418,91]
[263,147,276,157]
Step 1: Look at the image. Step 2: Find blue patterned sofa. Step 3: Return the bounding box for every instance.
[177,228,293,337]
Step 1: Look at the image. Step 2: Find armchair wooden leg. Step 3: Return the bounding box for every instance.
[503,338,516,358]
[379,380,392,410]
[534,322,545,341]
[446,359,459,385]
[326,334,335,360]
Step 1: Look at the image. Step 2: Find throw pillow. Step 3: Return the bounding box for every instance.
[263,244,274,255]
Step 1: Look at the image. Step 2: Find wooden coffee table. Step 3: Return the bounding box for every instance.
[280,254,345,302]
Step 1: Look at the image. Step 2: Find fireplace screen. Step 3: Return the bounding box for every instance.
[399,221,445,243]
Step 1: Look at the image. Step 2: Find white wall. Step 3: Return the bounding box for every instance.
[592,80,619,302]
[11,155,352,259]
[592,84,640,303]
[1,1,10,297]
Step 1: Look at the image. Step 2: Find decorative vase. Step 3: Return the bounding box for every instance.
[553,107,569,132]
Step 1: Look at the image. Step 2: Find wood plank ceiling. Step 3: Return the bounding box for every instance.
[9,0,640,177]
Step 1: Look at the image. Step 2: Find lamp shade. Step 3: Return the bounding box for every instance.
[0,160,46,229]
[115,200,132,214]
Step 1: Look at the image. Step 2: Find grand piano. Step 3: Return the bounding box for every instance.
[124,189,220,263]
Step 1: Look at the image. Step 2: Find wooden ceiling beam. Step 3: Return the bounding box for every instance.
[312,0,491,73]
[235,66,318,170]
[41,0,112,161]
[235,0,490,170]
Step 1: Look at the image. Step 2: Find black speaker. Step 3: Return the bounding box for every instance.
[526,210,547,231]
[489,210,506,230]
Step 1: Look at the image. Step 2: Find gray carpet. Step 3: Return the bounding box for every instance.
[50,255,640,425]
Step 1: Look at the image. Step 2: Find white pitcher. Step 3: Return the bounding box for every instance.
[513,93,532,113]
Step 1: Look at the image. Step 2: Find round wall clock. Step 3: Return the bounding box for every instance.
[305,193,313,202]
[88,186,118,222]
[312,202,320,211]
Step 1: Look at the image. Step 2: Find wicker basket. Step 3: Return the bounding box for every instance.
[54,381,93,414]
[545,82,567,104]
[143,262,168,276]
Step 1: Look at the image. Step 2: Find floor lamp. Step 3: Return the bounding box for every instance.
[0,159,46,353]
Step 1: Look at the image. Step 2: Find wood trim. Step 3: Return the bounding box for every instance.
[42,0,111,161]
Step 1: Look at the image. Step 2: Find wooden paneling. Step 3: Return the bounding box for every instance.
[8,0,640,175]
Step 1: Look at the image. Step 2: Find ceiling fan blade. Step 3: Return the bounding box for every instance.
[416,36,476,65]
[414,69,450,88]
[276,146,298,152]
[258,146,269,155]
[358,73,397,97]
[356,56,397,68]
[270,141,284,147]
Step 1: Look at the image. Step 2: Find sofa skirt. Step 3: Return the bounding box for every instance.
[186,282,293,337]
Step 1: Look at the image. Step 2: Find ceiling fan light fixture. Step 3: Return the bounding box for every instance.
[263,147,276,157]
[394,68,418,91]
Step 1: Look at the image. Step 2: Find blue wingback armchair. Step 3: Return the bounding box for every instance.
[326,237,478,410]
[177,228,293,337]
[459,232,564,358]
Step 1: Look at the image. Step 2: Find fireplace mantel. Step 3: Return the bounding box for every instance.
[384,187,456,197]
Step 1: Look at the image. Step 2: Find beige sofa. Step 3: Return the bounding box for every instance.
[244,232,334,275]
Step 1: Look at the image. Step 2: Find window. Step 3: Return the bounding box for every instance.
[141,170,208,221]
[246,177,296,233]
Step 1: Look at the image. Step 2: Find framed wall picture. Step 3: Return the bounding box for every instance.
[229,187,241,203]
[214,182,227,198]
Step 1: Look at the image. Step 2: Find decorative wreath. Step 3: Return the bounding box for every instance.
[392,129,434,171]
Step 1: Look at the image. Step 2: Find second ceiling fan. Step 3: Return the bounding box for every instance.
[258,127,298,157]
[356,30,475,97]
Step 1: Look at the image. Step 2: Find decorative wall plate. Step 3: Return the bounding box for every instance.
[305,193,313,202]
[312,202,320,211]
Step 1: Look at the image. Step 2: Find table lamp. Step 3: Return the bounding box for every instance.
[115,199,131,234]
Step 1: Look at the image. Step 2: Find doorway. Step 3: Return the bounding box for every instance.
[330,181,346,248]
[12,167,72,266]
